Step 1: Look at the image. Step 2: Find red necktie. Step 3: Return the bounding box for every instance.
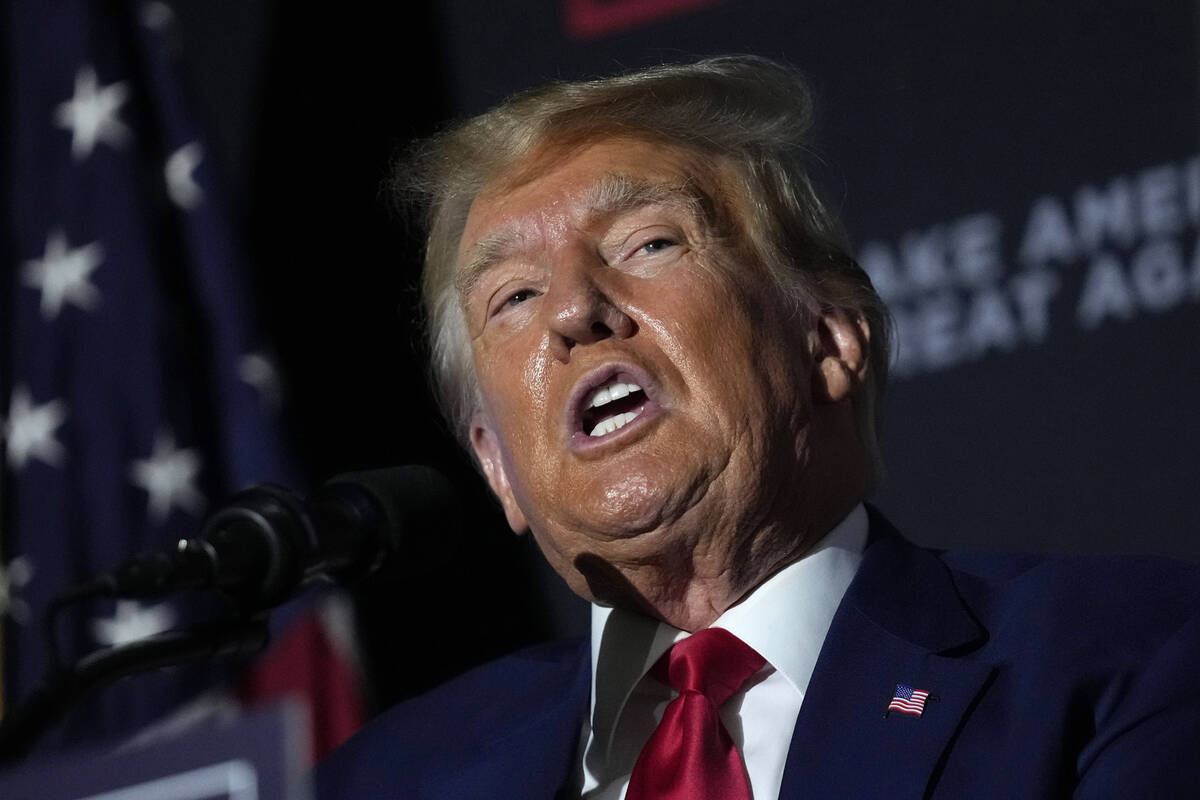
[626,627,766,800]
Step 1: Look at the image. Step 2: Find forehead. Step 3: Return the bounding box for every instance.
[456,138,722,268]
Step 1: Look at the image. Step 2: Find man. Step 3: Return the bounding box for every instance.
[317,56,1200,798]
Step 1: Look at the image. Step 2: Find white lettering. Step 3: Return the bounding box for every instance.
[913,292,963,371]
[1020,196,1077,266]
[889,271,1066,377]
[1074,177,1135,254]
[859,241,907,302]
[1077,254,1137,329]
[1192,234,1200,299]
[1186,156,1200,226]
[900,227,951,291]
[1138,165,1184,237]
[889,293,965,374]
[952,213,1004,286]
[868,155,1200,380]
[1130,238,1187,311]
[1010,270,1060,341]
[889,305,919,377]
[964,286,1018,355]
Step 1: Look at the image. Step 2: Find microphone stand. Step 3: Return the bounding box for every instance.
[0,616,269,766]
[0,480,318,765]
[0,467,448,766]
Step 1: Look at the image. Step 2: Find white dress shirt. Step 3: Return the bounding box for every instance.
[575,504,867,800]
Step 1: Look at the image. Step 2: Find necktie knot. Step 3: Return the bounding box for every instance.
[627,628,765,800]
[654,627,766,707]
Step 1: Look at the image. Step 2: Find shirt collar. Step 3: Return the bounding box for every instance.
[587,503,868,758]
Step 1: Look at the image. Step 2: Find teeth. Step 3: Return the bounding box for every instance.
[586,381,641,409]
[589,409,642,438]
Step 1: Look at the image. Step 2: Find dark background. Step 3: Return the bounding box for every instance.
[166,1,1199,710]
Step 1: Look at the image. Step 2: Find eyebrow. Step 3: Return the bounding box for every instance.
[454,173,710,300]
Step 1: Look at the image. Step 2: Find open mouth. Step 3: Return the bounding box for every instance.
[581,379,648,437]
[565,363,663,451]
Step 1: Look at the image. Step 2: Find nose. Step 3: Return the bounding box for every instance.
[545,259,635,362]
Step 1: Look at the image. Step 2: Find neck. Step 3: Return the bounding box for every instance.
[577,494,863,632]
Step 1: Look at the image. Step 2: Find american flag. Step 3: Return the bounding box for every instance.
[2,1,362,759]
[887,684,930,717]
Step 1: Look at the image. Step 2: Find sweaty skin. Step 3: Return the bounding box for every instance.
[461,138,870,631]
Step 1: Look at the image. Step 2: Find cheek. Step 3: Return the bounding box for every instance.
[670,278,810,445]
[630,270,734,359]
[472,340,565,514]
[475,335,553,433]
[662,278,770,395]
[520,339,551,401]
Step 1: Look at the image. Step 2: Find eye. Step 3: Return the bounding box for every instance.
[501,288,540,309]
[638,237,677,255]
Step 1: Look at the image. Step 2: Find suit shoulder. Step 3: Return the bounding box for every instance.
[941,548,1200,655]
[314,638,588,795]
[337,637,585,754]
[942,547,1200,599]
[394,637,587,725]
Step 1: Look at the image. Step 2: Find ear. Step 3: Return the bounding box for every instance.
[812,308,871,405]
[469,414,530,534]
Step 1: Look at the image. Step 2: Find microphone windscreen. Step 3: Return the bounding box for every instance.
[325,465,462,571]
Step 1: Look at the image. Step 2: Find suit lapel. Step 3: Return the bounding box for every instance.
[780,515,996,798]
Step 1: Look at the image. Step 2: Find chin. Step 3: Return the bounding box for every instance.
[568,465,718,557]
[584,469,687,536]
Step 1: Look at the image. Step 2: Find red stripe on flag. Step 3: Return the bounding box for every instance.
[238,601,365,765]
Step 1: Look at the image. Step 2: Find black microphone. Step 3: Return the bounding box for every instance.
[95,466,456,611]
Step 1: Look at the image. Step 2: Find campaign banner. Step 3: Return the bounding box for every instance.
[0,703,310,800]
[432,0,1200,559]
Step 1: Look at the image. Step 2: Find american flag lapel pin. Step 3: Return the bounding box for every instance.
[885,684,932,717]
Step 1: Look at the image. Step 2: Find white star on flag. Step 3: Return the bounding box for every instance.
[92,600,177,647]
[0,556,35,625]
[165,141,204,209]
[140,1,174,30]
[54,65,130,161]
[129,430,206,523]
[3,386,69,471]
[238,352,283,411]
[22,229,104,320]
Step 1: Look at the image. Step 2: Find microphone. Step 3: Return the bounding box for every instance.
[95,466,456,611]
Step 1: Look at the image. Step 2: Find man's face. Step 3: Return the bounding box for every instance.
[458,138,838,603]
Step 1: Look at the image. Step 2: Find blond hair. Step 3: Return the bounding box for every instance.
[398,55,891,484]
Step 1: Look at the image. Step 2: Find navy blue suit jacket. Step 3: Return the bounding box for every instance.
[317,513,1200,798]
